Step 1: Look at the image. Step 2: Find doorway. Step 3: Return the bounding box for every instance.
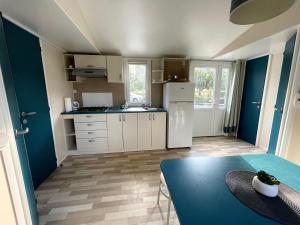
[238,56,269,145]
[190,61,231,137]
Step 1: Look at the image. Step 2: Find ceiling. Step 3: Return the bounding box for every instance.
[76,0,251,58]
[0,0,98,53]
[0,0,299,59]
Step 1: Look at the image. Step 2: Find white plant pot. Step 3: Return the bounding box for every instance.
[252,176,279,197]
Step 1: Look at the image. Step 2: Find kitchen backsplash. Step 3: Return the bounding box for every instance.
[73,78,163,107]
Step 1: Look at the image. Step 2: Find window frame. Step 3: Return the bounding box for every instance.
[123,58,151,107]
[189,61,232,109]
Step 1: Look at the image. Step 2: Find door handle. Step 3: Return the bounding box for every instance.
[15,127,29,136]
[21,112,37,117]
[274,106,283,113]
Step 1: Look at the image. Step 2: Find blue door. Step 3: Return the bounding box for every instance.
[3,18,57,188]
[238,56,269,145]
[0,14,39,225]
[268,33,297,154]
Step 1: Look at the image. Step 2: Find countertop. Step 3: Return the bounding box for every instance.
[61,107,167,115]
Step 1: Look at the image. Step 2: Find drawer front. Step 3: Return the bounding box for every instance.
[76,130,107,138]
[74,114,107,122]
[76,138,108,152]
[75,122,107,131]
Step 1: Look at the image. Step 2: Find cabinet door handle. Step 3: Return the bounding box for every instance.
[88,139,95,143]
[87,123,93,126]
[86,115,92,118]
[88,132,94,134]
[152,114,155,120]
[119,114,121,122]
[119,74,122,81]
[149,114,152,120]
[122,115,125,121]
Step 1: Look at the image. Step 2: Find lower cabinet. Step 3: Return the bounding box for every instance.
[122,113,138,151]
[107,113,138,152]
[151,112,167,149]
[138,112,166,150]
[138,113,152,150]
[70,112,166,154]
[107,114,123,152]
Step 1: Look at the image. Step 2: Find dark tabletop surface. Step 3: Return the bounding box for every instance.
[160,154,300,225]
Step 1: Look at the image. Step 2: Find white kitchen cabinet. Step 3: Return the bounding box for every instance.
[74,114,108,153]
[122,113,138,151]
[107,56,123,83]
[107,114,123,152]
[74,55,106,68]
[77,138,108,153]
[151,112,166,149]
[138,113,152,150]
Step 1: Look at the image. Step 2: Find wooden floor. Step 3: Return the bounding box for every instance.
[37,137,266,225]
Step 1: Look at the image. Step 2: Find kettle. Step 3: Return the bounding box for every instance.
[72,101,80,111]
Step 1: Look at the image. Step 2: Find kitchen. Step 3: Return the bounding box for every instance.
[61,54,195,155]
[1,1,300,225]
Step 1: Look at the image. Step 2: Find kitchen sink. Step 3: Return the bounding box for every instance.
[126,107,146,112]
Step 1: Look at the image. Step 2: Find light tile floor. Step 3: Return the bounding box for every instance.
[36,137,266,225]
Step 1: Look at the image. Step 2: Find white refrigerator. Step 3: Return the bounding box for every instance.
[163,82,195,148]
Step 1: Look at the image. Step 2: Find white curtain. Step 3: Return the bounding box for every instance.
[224,60,246,135]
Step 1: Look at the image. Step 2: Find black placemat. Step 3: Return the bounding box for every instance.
[225,171,300,225]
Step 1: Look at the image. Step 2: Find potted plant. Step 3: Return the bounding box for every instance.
[252,170,280,197]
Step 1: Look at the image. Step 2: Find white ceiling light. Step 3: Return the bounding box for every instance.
[230,0,296,25]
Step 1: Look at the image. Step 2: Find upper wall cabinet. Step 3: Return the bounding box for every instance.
[107,56,123,83]
[151,58,164,83]
[74,55,106,68]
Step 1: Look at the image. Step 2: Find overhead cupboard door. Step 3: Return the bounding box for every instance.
[74,55,106,68]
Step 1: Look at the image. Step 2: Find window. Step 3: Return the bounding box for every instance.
[191,62,231,109]
[193,67,216,107]
[219,68,230,106]
[124,60,151,106]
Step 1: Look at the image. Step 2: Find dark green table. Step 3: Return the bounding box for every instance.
[160,154,300,225]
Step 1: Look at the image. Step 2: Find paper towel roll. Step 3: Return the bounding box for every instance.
[64,98,72,112]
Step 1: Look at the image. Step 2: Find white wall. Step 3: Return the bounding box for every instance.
[257,53,284,149]
[40,41,73,164]
[286,109,300,165]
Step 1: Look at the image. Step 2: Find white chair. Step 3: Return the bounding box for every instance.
[157,172,172,225]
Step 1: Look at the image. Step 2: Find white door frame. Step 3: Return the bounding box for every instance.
[189,61,232,136]
[0,67,32,225]
[255,55,273,147]
[278,27,300,157]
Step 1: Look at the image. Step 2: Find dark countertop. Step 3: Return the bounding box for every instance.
[61,107,167,115]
